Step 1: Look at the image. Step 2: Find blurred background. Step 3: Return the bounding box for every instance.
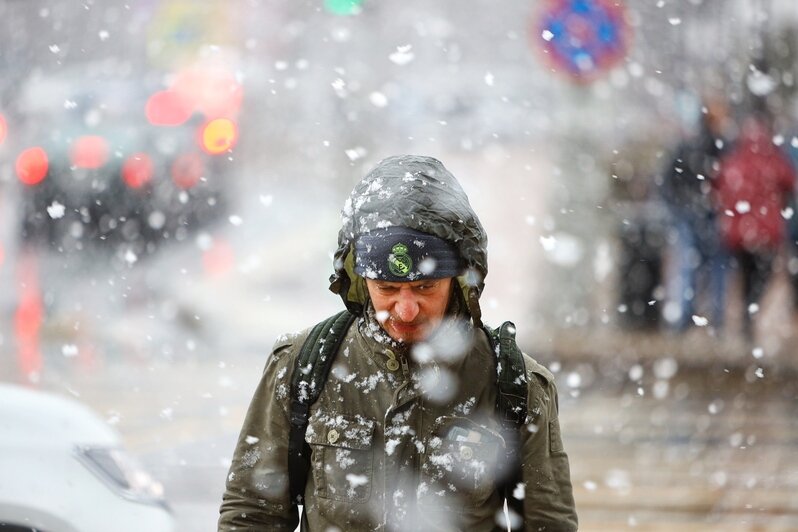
[1,0,798,530]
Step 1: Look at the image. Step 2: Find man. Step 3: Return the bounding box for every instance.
[219,155,578,531]
[660,98,728,331]
[714,114,796,340]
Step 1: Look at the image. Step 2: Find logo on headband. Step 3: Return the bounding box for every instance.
[388,243,412,277]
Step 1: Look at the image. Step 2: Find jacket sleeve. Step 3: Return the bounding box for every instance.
[218,335,300,531]
[520,355,578,532]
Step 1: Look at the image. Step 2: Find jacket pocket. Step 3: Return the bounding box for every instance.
[306,414,375,503]
[418,416,505,510]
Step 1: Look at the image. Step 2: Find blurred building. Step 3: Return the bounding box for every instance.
[1,0,798,352]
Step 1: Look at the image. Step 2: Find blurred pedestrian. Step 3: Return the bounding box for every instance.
[218,155,578,531]
[780,123,798,310]
[714,114,796,340]
[660,98,728,332]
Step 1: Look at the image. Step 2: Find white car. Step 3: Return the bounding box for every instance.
[0,383,175,532]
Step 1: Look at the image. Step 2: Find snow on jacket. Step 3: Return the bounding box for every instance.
[218,320,578,531]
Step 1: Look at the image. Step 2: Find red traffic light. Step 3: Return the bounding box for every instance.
[70,135,110,169]
[146,90,193,126]
[16,147,49,186]
[122,152,154,189]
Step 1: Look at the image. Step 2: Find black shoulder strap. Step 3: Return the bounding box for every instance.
[288,309,355,505]
[483,321,528,530]
[487,321,528,425]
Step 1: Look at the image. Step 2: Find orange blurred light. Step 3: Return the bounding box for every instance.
[122,152,154,189]
[171,152,204,189]
[70,135,110,169]
[200,118,238,155]
[0,114,7,144]
[146,90,193,126]
[16,147,49,185]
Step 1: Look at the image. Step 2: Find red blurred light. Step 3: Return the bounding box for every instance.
[171,152,204,189]
[122,152,154,189]
[146,90,193,126]
[0,114,7,144]
[202,238,235,276]
[14,251,43,379]
[200,118,238,155]
[173,66,243,119]
[16,147,49,185]
[70,135,109,169]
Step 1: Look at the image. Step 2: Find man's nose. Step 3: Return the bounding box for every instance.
[394,293,420,322]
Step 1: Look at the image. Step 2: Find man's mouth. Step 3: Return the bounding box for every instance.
[388,319,423,335]
[391,320,417,331]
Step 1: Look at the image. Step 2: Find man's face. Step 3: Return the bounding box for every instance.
[365,277,453,344]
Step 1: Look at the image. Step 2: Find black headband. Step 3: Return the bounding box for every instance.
[354,226,461,282]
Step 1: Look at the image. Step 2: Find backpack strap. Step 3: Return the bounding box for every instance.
[483,321,528,530]
[288,309,355,505]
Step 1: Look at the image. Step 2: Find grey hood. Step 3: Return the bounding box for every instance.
[329,155,488,325]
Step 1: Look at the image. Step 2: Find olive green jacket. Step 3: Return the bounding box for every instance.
[218,318,578,531]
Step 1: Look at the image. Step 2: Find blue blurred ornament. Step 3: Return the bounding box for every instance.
[534,0,630,82]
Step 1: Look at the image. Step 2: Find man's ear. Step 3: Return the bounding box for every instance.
[445,278,465,317]
[362,287,372,314]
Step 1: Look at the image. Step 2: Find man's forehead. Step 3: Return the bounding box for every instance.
[370,278,450,288]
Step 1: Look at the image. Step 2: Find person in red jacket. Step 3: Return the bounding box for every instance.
[714,114,796,339]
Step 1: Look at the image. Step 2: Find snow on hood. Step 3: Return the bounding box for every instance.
[329,155,488,325]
